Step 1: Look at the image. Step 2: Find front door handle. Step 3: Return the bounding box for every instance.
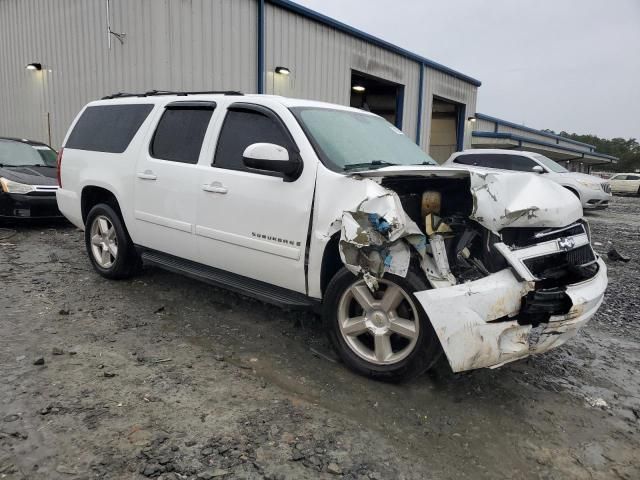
[137,170,157,180]
[202,182,228,194]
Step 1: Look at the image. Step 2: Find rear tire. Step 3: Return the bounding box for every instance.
[85,203,139,279]
[323,267,442,381]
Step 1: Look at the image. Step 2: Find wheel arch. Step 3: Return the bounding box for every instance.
[320,231,343,297]
[81,186,123,226]
[562,185,581,200]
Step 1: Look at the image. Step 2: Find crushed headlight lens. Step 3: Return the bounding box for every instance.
[0,177,36,194]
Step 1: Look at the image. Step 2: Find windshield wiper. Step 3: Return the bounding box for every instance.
[9,164,48,168]
[410,161,437,166]
[343,160,399,171]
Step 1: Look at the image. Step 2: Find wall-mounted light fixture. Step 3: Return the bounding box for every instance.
[467,116,476,122]
[352,85,365,92]
[25,63,42,71]
[275,66,291,75]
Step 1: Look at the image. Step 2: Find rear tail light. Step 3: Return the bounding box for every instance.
[56,147,64,187]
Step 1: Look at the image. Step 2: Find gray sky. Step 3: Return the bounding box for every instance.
[296,0,640,139]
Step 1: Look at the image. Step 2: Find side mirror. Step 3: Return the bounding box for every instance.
[532,165,545,174]
[242,143,302,181]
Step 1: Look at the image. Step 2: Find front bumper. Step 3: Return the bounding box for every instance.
[414,258,607,372]
[581,188,611,209]
[0,191,63,219]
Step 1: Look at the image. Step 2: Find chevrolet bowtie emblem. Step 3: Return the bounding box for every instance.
[558,237,576,251]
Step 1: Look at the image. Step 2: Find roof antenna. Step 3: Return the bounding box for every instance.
[106,0,127,49]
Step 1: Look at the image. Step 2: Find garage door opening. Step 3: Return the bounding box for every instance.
[350,71,404,128]
[429,97,465,163]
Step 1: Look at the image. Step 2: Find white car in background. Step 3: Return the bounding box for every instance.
[445,149,612,209]
[609,173,640,196]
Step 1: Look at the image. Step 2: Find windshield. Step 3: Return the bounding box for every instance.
[34,146,58,166]
[291,107,437,171]
[531,153,569,173]
[0,140,56,167]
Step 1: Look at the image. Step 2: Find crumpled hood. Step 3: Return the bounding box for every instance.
[0,166,57,185]
[352,165,583,232]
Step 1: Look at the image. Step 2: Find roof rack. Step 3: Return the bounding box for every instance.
[101,90,244,100]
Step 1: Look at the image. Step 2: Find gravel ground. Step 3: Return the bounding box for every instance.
[1,196,639,480]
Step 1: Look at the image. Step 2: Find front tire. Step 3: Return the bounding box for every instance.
[323,267,441,381]
[85,203,139,279]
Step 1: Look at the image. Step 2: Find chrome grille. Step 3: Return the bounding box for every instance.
[502,222,586,248]
[601,183,611,194]
[565,244,597,266]
[523,244,596,280]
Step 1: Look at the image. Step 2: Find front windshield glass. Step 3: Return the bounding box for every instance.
[0,140,54,167]
[34,146,58,166]
[291,107,437,171]
[531,153,569,173]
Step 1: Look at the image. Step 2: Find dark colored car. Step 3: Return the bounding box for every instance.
[0,137,62,219]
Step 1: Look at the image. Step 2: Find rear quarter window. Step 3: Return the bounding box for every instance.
[65,104,154,153]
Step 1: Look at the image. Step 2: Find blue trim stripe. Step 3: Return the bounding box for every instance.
[257,0,265,94]
[266,0,481,87]
[471,131,617,162]
[415,66,424,143]
[395,85,405,130]
[456,104,466,152]
[475,113,596,149]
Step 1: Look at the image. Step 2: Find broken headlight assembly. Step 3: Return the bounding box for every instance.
[0,177,35,194]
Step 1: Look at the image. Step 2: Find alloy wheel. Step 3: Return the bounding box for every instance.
[337,278,420,365]
[90,215,118,268]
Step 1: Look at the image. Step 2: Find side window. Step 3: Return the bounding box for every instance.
[214,107,292,172]
[483,155,513,170]
[508,155,538,172]
[150,106,214,164]
[66,104,154,153]
[453,154,508,169]
[629,175,640,180]
[611,174,625,180]
[452,155,478,166]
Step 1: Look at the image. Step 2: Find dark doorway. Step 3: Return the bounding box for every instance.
[350,71,404,128]
[429,97,465,163]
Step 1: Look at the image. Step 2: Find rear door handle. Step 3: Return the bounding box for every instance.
[137,170,157,180]
[202,182,228,194]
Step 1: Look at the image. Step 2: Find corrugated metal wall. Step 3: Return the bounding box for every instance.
[420,66,478,154]
[0,0,479,154]
[0,0,257,148]
[475,118,496,133]
[264,3,421,140]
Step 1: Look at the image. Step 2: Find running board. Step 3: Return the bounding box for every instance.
[139,248,319,311]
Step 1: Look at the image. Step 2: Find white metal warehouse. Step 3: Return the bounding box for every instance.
[0,0,480,162]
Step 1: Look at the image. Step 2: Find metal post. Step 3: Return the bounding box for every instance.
[415,64,424,144]
[257,0,265,94]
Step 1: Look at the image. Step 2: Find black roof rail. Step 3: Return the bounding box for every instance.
[101,92,139,100]
[101,90,243,100]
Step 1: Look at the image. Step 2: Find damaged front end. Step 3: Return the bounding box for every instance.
[336,168,607,372]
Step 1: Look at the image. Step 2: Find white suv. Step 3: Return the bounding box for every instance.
[56,92,607,380]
